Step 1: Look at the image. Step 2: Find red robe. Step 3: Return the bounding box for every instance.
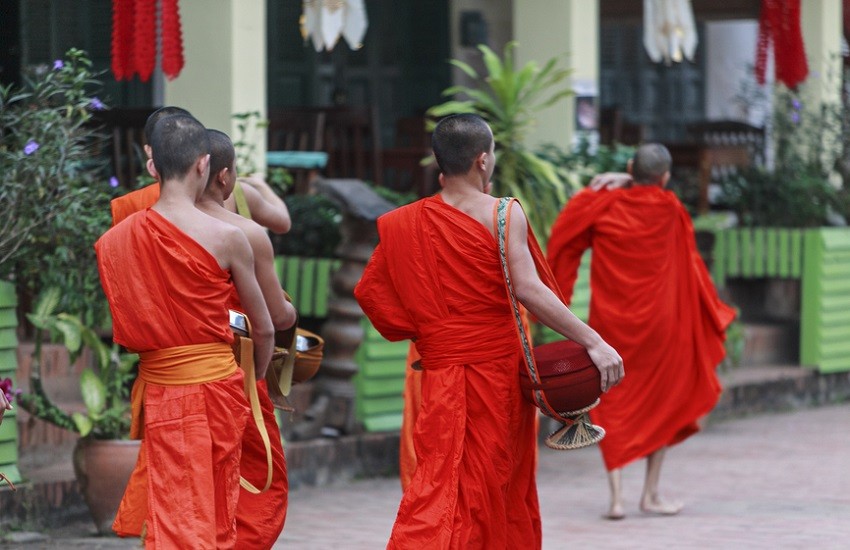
[399,344,421,491]
[96,209,250,548]
[547,186,735,470]
[355,195,541,549]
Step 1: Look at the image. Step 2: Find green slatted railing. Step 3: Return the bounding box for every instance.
[801,229,850,373]
[274,256,340,317]
[0,282,21,484]
[711,228,805,287]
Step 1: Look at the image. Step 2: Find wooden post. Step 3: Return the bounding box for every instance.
[292,179,395,438]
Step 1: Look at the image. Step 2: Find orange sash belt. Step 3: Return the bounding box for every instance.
[130,343,238,439]
[131,341,274,494]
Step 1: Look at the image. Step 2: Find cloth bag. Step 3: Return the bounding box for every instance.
[494,197,605,450]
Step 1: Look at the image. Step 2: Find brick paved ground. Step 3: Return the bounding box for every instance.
[3,404,849,549]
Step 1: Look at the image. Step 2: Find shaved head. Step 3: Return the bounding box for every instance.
[631,143,672,185]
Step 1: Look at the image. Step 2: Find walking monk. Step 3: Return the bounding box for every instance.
[355,114,623,549]
[196,128,294,548]
[547,143,735,519]
[96,115,274,548]
[111,106,291,234]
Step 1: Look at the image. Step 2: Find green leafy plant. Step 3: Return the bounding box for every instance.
[232,110,270,176]
[0,48,118,327]
[18,288,137,439]
[427,42,574,241]
[539,137,637,190]
[724,66,846,227]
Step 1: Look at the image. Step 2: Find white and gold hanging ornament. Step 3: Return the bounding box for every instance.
[300,0,368,52]
[643,0,697,64]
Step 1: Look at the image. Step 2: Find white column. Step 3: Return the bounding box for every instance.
[513,0,599,150]
[800,0,842,104]
[164,0,267,171]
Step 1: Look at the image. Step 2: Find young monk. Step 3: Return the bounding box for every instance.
[96,114,274,547]
[355,114,623,549]
[547,143,735,519]
[196,129,294,548]
[111,106,291,234]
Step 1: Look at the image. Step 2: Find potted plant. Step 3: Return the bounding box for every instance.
[426,41,574,241]
[18,288,139,534]
[0,48,120,498]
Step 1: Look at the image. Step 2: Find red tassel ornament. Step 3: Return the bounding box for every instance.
[161,0,185,80]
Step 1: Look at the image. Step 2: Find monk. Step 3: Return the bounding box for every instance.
[547,143,736,520]
[96,114,274,548]
[111,106,291,234]
[196,128,294,548]
[355,114,623,549]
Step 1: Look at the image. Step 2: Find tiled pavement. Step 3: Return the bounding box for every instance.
[3,403,849,549]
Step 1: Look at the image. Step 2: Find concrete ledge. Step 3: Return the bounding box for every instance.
[712,366,850,421]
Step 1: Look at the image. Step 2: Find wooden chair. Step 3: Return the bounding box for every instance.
[685,120,765,164]
[267,109,326,193]
[267,109,325,152]
[90,108,155,188]
[381,115,438,196]
[682,120,765,213]
[599,107,646,145]
[322,106,383,186]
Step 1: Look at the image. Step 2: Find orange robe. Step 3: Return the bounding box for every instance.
[547,186,735,471]
[111,183,160,226]
[355,195,541,549]
[96,209,250,548]
[111,190,288,548]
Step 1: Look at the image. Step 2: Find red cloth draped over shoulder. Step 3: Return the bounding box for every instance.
[95,209,251,548]
[547,186,735,471]
[111,183,161,227]
[355,195,542,549]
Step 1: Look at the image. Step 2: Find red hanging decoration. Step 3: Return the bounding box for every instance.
[161,0,185,80]
[755,0,808,89]
[111,0,135,80]
[111,0,185,82]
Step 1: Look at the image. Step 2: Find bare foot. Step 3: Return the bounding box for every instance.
[639,495,683,516]
[603,502,626,520]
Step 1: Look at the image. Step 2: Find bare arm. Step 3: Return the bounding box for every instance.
[226,229,275,378]
[589,172,632,191]
[507,202,624,392]
[246,226,297,332]
[238,176,292,234]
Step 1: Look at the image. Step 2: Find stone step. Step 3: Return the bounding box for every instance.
[739,322,798,367]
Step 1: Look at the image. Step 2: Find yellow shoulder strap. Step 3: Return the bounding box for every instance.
[233,181,252,220]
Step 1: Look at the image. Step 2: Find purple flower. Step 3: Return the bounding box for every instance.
[791,98,801,111]
[791,112,800,124]
[53,59,64,70]
[0,378,15,403]
[89,97,105,111]
[109,176,120,188]
[23,140,39,155]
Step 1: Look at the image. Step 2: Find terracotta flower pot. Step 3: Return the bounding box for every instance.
[72,437,140,534]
